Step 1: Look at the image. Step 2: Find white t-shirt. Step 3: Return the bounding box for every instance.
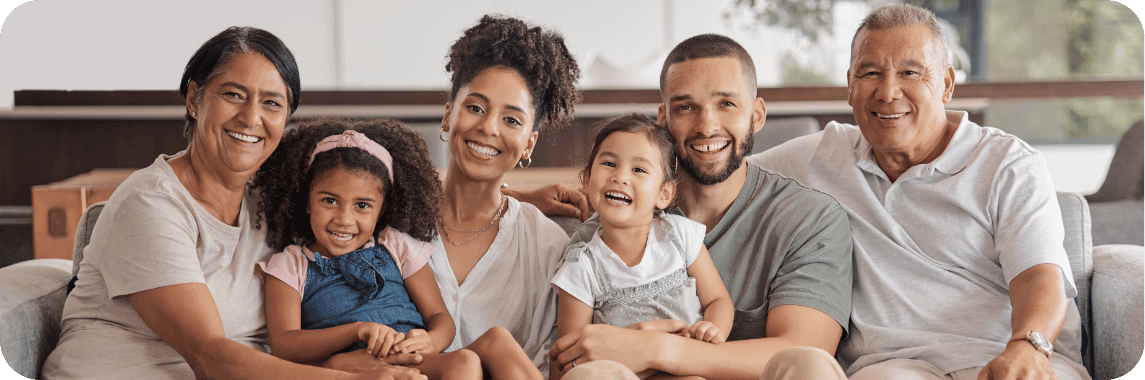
[429,197,567,376]
[550,213,705,308]
[42,153,274,380]
[748,111,1082,375]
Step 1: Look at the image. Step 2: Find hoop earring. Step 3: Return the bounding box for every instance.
[518,156,532,168]
[439,129,449,142]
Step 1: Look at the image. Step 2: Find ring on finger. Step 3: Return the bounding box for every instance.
[572,359,578,368]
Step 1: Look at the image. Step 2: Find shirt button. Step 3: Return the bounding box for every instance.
[452,295,458,301]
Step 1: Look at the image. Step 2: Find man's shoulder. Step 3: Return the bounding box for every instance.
[749,164,844,214]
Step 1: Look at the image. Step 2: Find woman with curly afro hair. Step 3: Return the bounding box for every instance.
[427,14,580,379]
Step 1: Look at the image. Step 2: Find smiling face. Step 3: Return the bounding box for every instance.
[847,25,955,158]
[658,57,765,186]
[186,52,290,175]
[585,131,675,230]
[443,67,539,182]
[306,167,385,257]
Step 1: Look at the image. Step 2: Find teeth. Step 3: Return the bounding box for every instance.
[605,191,632,205]
[467,142,500,157]
[692,141,729,152]
[329,231,355,242]
[227,131,261,143]
[876,113,906,119]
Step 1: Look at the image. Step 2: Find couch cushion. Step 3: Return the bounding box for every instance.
[1087,200,1144,246]
[0,259,72,378]
[1090,244,1145,380]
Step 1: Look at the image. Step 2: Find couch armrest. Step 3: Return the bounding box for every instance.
[0,259,71,379]
[1090,244,1144,380]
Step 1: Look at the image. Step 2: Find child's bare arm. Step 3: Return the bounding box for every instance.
[552,288,595,380]
[264,276,385,362]
[687,245,734,343]
[396,266,455,354]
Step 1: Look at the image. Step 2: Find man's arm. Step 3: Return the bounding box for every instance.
[978,263,1067,379]
[503,183,590,220]
[550,304,842,380]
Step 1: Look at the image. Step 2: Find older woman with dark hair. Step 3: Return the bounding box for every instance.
[41,27,422,380]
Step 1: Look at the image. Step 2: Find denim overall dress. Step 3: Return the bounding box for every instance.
[563,217,704,328]
[300,245,425,352]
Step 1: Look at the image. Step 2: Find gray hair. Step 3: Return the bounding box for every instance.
[850,4,950,69]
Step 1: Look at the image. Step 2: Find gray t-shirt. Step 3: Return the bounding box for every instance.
[42,154,274,380]
[567,163,853,340]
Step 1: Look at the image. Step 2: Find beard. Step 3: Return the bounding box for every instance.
[678,116,755,186]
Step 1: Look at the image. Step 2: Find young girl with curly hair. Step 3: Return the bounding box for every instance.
[251,117,532,379]
[429,14,580,379]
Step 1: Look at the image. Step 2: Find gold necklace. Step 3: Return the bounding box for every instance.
[441,194,507,247]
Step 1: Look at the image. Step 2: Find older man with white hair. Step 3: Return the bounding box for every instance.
[750,3,1088,380]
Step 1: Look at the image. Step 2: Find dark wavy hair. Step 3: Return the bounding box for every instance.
[446,15,582,133]
[580,113,678,189]
[251,118,443,251]
[179,26,301,143]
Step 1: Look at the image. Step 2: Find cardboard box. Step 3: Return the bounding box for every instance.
[32,169,136,260]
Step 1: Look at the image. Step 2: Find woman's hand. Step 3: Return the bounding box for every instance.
[391,329,435,354]
[357,322,405,358]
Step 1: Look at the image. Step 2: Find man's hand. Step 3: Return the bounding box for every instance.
[627,318,689,334]
[503,183,591,221]
[977,340,1055,380]
[549,323,669,373]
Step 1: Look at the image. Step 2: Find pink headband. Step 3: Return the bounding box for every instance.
[308,130,394,180]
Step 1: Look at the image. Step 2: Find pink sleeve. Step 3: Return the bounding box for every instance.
[378,227,433,279]
[255,245,309,298]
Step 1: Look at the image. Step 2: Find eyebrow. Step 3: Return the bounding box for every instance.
[221,82,286,99]
[316,190,377,203]
[854,59,929,73]
[668,91,740,103]
[468,92,528,115]
[597,150,654,166]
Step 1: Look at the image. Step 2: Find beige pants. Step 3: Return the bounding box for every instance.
[561,346,847,380]
[850,356,1091,380]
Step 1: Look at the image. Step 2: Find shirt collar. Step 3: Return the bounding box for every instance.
[854,110,976,179]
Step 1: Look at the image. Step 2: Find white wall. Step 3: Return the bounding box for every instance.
[0,0,1140,194]
[0,0,338,107]
[0,0,815,106]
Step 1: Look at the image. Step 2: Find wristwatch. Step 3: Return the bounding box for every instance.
[1025,331,1054,358]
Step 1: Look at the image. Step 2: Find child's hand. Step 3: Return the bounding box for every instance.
[683,321,726,343]
[357,322,405,358]
[391,328,435,354]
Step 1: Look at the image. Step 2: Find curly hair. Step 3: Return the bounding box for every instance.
[446,15,582,133]
[580,113,678,189]
[251,117,443,251]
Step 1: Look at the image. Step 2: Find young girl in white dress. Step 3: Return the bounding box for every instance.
[550,113,734,379]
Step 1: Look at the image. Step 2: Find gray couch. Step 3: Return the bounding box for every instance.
[1,193,1142,379]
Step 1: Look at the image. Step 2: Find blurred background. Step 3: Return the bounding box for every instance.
[0,0,1141,265]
